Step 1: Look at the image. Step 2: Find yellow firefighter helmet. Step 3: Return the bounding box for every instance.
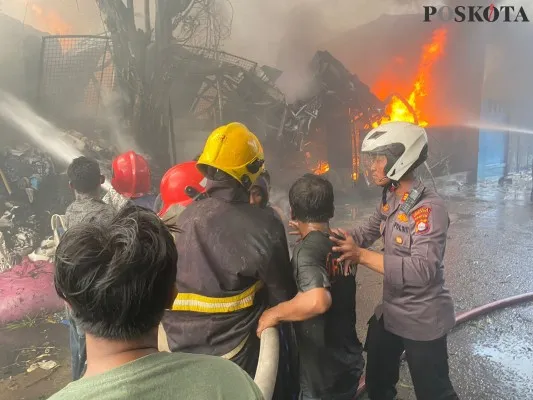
[197,122,265,189]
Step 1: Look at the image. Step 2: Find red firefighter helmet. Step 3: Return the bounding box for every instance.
[111,151,151,198]
[158,161,208,216]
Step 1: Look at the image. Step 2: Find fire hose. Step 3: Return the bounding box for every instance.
[157,294,533,399]
[158,323,280,400]
[354,292,533,398]
[254,327,280,400]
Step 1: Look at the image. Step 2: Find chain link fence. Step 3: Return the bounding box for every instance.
[38,35,115,123]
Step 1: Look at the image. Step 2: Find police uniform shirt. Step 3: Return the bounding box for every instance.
[351,181,455,341]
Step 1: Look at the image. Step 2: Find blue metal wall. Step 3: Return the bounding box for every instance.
[477,100,508,180]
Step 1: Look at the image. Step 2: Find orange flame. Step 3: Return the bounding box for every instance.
[29,4,73,35]
[313,160,330,175]
[27,4,74,52]
[373,27,448,128]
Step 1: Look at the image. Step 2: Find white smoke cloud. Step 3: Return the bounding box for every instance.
[222,0,418,101]
[222,0,418,67]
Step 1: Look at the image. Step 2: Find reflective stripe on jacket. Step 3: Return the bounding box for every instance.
[162,180,296,360]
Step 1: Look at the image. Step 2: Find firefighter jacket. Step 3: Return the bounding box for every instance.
[162,180,296,366]
[352,180,455,341]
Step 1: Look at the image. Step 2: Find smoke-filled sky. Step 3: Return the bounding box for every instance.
[224,0,416,66]
[1,0,415,64]
[3,0,533,125]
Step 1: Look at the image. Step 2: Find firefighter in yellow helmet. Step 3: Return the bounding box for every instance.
[161,123,296,380]
[196,122,266,188]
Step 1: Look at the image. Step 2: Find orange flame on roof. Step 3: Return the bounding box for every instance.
[29,4,73,35]
[373,27,448,128]
[27,4,74,52]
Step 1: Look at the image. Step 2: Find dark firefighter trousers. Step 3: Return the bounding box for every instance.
[365,316,459,400]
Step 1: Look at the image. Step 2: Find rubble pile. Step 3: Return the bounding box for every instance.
[0,146,57,271]
[0,131,119,272]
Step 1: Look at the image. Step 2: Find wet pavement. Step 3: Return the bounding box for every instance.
[0,320,71,400]
[334,175,533,400]
[0,175,532,399]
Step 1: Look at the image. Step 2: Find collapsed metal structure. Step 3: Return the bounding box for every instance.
[37,35,420,184]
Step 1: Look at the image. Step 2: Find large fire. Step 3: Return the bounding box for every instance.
[373,27,448,128]
[28,4,73,36]
[24,3,74,52]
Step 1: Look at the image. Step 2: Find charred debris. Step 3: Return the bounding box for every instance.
[0,0,420,268]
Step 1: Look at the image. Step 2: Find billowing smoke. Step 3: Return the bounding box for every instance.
[224,0,414,101]
[2,0,104,35]
[3,0,533,129]
[99,89,143,154]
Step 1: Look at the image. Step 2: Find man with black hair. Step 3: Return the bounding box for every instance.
[64,156,115,381]
[257,173,364,400]
[49,205,263,400]
[65,156,115,228]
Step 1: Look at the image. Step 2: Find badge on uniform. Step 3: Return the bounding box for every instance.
[395,236,403,244]
[397,212,408,223]
[382,203,390,212]
[401,192,409,203]
[412,206,431,235]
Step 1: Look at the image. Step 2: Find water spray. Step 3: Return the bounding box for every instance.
[0,90,111,191]
[465,121,533,136]
[0,91,81,163]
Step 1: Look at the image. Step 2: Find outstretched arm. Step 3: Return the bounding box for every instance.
[256,288,331,336]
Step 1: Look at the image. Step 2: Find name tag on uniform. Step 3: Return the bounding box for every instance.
[393,221,409,233]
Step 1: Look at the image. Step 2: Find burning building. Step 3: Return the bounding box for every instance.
[8,4,532,193]
[324,12,533,183]
[322,15,485,183]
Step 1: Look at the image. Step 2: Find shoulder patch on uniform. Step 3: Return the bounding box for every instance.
[412,206,431,235]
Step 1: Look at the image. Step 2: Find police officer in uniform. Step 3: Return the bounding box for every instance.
[331,121,459,400]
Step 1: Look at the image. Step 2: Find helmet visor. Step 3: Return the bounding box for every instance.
[361,153,390,187]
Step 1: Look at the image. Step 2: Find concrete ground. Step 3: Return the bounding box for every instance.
[0,176,532,400]
[0,319,70,400]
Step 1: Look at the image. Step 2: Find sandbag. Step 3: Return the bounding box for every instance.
[0,258,63,325]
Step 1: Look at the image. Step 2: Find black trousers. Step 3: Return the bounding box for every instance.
[365,316,459,400]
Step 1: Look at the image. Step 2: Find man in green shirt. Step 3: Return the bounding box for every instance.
[49,204,263,400]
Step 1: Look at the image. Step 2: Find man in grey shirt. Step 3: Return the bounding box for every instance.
[63,156,115,381]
